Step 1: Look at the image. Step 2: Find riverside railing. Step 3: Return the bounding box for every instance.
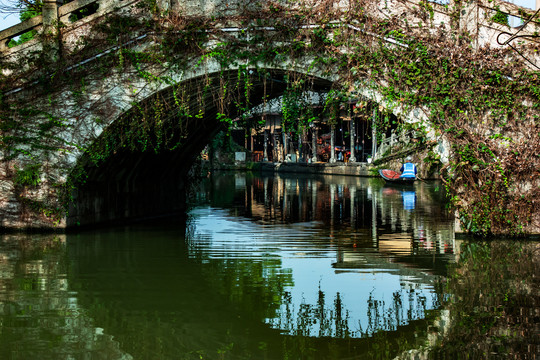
[374,130,415,160]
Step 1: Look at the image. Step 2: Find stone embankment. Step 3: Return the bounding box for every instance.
[260,162,372,177]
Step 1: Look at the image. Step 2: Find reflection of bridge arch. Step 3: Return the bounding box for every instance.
[187,177,448,340]
[0,234,133,360]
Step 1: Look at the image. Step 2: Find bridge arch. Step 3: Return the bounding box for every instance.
[3,0,538,234]
[2,53,447,229]
[66,66,336,226]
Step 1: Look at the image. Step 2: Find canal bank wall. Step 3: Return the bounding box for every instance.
[199,160,376,177]
[204,159,439,179]
[202,150,441,180]
[259,161,373,177]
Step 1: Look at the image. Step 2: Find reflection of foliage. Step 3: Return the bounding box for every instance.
[270,287,437,339]
[435,241,539,358]
[0,235,77,359]
[270,288,440,359]
[199,256,294,320]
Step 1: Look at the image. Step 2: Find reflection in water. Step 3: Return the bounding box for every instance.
[0,234,132,360]
[433,240,539,359]
[1,172,535,359]
[192,173,455,339]
[190,207,441,340]
[401,190,416,211]
[201,173,455,267]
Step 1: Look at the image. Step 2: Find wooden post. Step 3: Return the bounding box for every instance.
[263,129,268,161]
[270,126,279,162]
[272,128,277,162]
[371,108,377,160]
[330,124,336,163]
[311,124,317,163]
[349,118,356,162]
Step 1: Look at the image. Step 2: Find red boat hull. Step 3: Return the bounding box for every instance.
[379,169,415,183]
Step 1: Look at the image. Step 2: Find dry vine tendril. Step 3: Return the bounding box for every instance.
[0,0,538,235]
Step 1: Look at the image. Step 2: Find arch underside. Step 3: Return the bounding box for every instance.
[67,68,333,227]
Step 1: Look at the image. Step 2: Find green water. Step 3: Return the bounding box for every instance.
[0,172,537,359]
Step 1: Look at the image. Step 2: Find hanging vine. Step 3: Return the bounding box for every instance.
[0,0,539,235]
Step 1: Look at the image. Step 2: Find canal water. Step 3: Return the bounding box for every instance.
[0,172,537,359]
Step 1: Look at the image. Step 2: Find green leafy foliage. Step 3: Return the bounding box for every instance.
[14,163,41,187]
[491,6,509,26]
[7,8,41,47]
[0,0,538,234]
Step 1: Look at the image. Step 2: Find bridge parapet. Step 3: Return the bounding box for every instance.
[0,0,262,55]
[0,0,139,54]
[465,0,540,51]
[1,0,540,62]
[168,0,261,17]
[0,14,43,53]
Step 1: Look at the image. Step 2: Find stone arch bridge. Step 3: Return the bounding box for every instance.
[1,0,539,233]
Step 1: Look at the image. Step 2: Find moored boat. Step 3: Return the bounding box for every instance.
[378,169,416,184]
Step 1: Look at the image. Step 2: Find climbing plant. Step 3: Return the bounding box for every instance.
[0,0,538,235]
